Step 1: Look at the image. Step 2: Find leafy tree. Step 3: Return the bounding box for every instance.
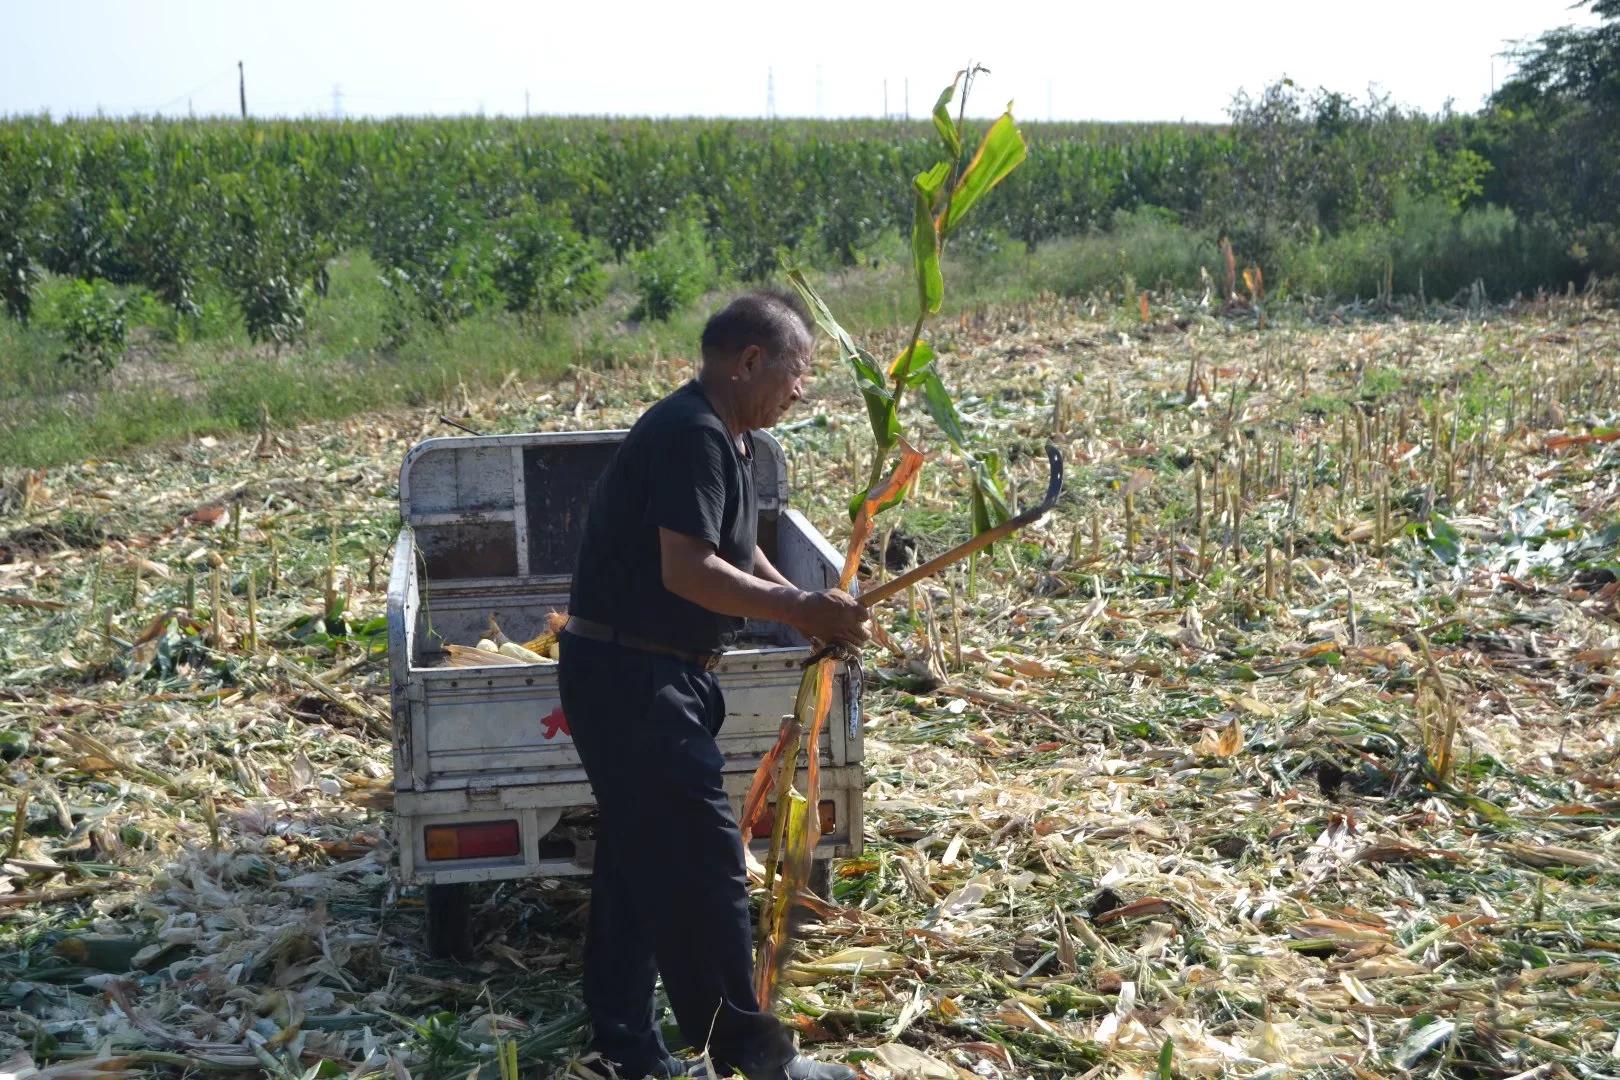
[1482,0,1620,273]
[0,122,53,322]
[213,167,318,344]
[367,155,498,329]
[1207,81,1441,270]
[1495,0,1620,112]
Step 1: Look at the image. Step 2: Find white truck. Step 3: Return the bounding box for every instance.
[385,429,864,957]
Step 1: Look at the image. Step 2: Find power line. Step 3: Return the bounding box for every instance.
[140,66,237,113]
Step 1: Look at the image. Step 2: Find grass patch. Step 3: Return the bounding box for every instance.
[0,241,1107,468]
[1032,207,1219,300]
[2,214,1602,469]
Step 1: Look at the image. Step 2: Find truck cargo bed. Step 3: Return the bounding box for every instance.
[385,429,865,890]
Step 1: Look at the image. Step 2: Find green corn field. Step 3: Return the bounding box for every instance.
[1,89,1613,349]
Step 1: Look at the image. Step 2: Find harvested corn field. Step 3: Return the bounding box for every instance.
[3,293,1619,1079]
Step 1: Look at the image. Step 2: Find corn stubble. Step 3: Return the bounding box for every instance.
[2,281,1620,1074]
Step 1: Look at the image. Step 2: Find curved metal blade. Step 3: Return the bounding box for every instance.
[1009,441,1065,526]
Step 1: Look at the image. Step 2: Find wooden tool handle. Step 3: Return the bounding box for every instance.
[860,506,1034,608]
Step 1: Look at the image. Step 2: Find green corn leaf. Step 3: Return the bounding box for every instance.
[852,347,900,453]
[1156,1038,1174,1080]
[1426,512,1463,564]
[915,160,951,203]
[932,76,963,160]
[791,269,898,452]
[912,165,950,314]
[912,191,943,314]
[969,451,1011,547]
[849,472,914,521]
[847,487,866,521]
[976,457,1010,524]
[846,440,922,521]
[939,107,1028,237]
[918,367,966,449]
[787,268,860,365]
[888,339,936,383]
[970,480,992,544]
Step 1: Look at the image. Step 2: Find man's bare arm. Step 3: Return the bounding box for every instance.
[753,544,793,589]
[660,529,869,644]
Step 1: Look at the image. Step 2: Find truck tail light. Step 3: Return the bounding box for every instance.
[424,820,520,861]
[750,800,836,840]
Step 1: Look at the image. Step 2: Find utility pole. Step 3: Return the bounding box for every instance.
[883,78,888,119]
[767,66,776,119]
[525,88,530,117]
[903,78,909,120]
[331,84,343,120]
[816,64,823,118]
[238,61,246,119]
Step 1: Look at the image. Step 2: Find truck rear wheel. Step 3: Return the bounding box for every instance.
[425,883,473,959]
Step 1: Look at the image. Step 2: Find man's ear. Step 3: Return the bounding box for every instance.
[736,344,765,380]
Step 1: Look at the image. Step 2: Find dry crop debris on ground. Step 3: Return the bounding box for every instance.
[2,294,1619,1080]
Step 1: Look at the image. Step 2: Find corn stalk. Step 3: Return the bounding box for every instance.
[747,67,1027,1006]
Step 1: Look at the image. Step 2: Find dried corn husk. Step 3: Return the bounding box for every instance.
[486,615,511,647]
[444,644,523,666]
[497,641,550,664]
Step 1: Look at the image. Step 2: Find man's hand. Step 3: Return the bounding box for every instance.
[791,589,871,647]
[659,530,870,648]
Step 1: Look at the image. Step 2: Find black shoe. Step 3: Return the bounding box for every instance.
[779,1055,856,1080]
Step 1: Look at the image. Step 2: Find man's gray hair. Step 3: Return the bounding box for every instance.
[699,290,814,367]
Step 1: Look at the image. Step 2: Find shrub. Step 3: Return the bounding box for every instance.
[1282,196,1580,300]
[493,199,606,319]
[50,279,127,372]
[628,210,718,321]
[1035,207,1216,298]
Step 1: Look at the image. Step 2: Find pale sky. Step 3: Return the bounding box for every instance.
[0,0,1602,123]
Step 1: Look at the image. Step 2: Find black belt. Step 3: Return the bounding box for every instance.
[563,616,724,672]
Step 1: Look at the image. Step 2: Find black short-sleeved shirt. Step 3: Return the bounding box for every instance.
[568,380,757,653]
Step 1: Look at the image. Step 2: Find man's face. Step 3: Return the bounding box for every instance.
[739,333,811,430]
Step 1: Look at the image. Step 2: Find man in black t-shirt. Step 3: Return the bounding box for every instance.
[559,291,869,1080]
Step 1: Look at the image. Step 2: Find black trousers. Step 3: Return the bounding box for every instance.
[558,631,795,1079]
